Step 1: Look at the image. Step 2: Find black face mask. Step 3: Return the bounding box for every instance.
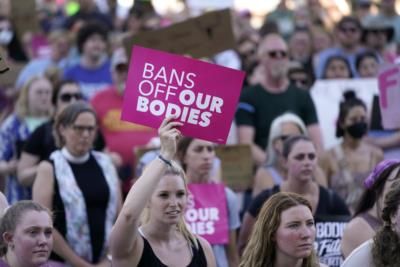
[346,122,368,139]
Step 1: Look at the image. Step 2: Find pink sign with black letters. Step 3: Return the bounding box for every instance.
[121,45,245,144]
[378,64,400,129]
[185,183,228,245]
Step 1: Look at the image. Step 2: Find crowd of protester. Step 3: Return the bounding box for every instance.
[0,0,400,266]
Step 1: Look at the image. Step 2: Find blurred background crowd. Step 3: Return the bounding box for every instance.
[1,0,400,266]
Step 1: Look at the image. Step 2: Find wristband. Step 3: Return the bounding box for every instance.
[158,154,172,167]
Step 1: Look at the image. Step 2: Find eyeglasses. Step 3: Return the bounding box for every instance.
[71,124,97,134]
[278,135,290,142]
[59,93,83,102]
[339,26,359,34]
[294,153,316,161]
[291,78,309,87]
[115,64,128,73]
[266,50,288,59]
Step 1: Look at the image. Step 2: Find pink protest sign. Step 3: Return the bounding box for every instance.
[185,183,228,245]
[378,64,400,129]
[121,45,245,144]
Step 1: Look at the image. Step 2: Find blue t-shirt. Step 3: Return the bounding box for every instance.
[64,60,112,100]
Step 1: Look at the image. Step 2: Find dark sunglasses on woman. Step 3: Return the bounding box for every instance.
[59,93,83,102]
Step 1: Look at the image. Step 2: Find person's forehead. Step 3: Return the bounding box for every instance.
[260,35,288,51]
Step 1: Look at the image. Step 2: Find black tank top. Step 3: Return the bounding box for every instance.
[137,236,207,267]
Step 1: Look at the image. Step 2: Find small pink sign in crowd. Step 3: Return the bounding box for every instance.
[378,64,400,129]
[121,45,245,144]
[185,183,228,245]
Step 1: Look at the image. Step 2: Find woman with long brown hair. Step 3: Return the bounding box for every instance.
[240,192,322,267]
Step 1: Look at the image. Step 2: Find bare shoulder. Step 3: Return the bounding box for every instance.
[368,143,384,161]
[341,216,374,258]
[343,216,372,236]
[197,236,216,267]
[37,160,54,174]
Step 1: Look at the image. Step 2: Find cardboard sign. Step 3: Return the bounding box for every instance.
[314,215,350,267]
[123,9,235,59]
[10,0,40,37]
[215,144,253,191]
[121,46,245,144]
[311,79,378,149]
[378,64,400,129]
[185,183,229,244]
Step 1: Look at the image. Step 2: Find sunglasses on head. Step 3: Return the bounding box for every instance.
[294,153,316,161]
[59,93,83,102]
[266,50,288,59]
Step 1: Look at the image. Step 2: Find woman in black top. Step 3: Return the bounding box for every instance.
[110,116,216,267]
[33,103,121,266]
[17,80,106,187]
[238,135,350,254]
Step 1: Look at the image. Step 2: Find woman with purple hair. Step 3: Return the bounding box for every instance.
[340,160,400,258]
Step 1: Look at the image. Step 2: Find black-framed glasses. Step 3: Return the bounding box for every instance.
[59,93,83,102]
[294,153,316,161]
[71,124,97,134]
[267,50,288,59]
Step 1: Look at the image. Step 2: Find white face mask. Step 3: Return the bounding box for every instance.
[0,30,13,45]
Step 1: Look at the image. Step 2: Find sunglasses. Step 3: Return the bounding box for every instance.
[294,153,316,161]
[115,64,128,73]
[59,93,83,102]
[266,50,288,59]
[339,27,359,34]
[291,78,309,86]
[278,135,290,142]
[71,124,97,134]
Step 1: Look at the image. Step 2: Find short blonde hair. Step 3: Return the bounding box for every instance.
[266,113,308,165]
[15,76,53,119]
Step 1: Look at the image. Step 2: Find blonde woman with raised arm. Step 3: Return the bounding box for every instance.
[109,116,216,267]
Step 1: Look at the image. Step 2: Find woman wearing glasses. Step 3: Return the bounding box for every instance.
[32,102,121,266]
[17,80,106,187]
[238,135,350,254]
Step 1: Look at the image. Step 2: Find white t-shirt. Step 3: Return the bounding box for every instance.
[341,239,374,267]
